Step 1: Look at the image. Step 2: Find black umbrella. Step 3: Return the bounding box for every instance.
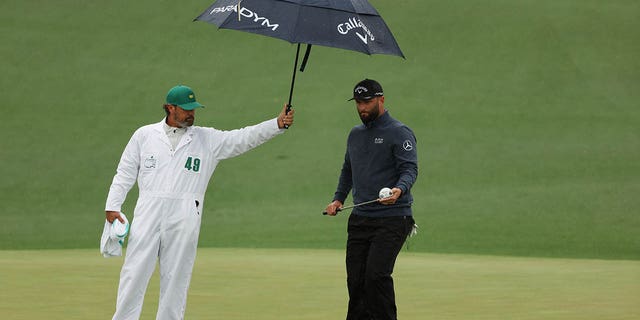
[194,0,404,118]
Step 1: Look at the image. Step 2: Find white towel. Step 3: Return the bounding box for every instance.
[100,212,130,258]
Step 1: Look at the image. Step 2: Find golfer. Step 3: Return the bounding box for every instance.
[325,79,418,320]
[104,84,294,320]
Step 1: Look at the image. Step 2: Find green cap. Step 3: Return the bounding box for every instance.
[166,85,204,110]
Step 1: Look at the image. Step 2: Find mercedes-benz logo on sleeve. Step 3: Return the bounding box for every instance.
[402,140,413,151]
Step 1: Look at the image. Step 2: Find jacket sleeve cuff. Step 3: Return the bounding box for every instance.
[396,184,408,195]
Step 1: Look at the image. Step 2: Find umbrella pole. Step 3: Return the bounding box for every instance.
[285,44,310,129]
[286,43,301,115]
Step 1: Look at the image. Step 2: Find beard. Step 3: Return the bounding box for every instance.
[359,105,380,124]
[174,115,194,128]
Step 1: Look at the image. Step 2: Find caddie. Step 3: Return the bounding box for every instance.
[104,84,295,320]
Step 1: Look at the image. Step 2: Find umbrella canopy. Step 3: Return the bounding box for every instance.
[194,0,405,119]
[195,0,404,57]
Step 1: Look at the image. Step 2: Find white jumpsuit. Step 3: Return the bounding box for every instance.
[105,118,283,320]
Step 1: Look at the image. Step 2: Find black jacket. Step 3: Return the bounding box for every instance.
[333,111,418,217]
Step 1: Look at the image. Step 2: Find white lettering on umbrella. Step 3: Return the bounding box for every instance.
[337,17,375,44]
[209,5,279,31]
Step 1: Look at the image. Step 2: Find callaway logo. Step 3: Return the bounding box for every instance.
[402,140,414,151]
[209,5,279,31]
[354,86,368,94]
[337,17,375,44]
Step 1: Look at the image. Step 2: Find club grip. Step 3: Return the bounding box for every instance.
[322,208,342,215]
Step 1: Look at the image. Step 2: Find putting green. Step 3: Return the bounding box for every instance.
[1,248,637,319]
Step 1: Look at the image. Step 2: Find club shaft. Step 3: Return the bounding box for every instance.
[322,198,380,215]
[339,198,380,210]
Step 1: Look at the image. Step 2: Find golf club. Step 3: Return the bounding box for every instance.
[322,198,381,215]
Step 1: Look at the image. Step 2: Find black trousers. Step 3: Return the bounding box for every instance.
[345,214,414,320]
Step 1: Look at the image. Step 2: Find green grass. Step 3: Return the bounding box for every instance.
[1,248,638,319]
[1,0,639,260]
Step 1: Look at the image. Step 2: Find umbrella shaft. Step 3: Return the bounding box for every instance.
[287,43,301,108]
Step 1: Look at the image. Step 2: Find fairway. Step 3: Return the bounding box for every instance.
[0,248,638,319]
[1,0,639,260]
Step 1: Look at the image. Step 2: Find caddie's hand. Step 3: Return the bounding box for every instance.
[324,200,343,216]
[278,104,295,129]
[106,211,125,224]
[379,188,402,205]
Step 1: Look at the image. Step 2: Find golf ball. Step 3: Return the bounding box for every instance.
[379,187,393,199]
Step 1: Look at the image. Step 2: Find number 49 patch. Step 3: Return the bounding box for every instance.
[184,156,201,172]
